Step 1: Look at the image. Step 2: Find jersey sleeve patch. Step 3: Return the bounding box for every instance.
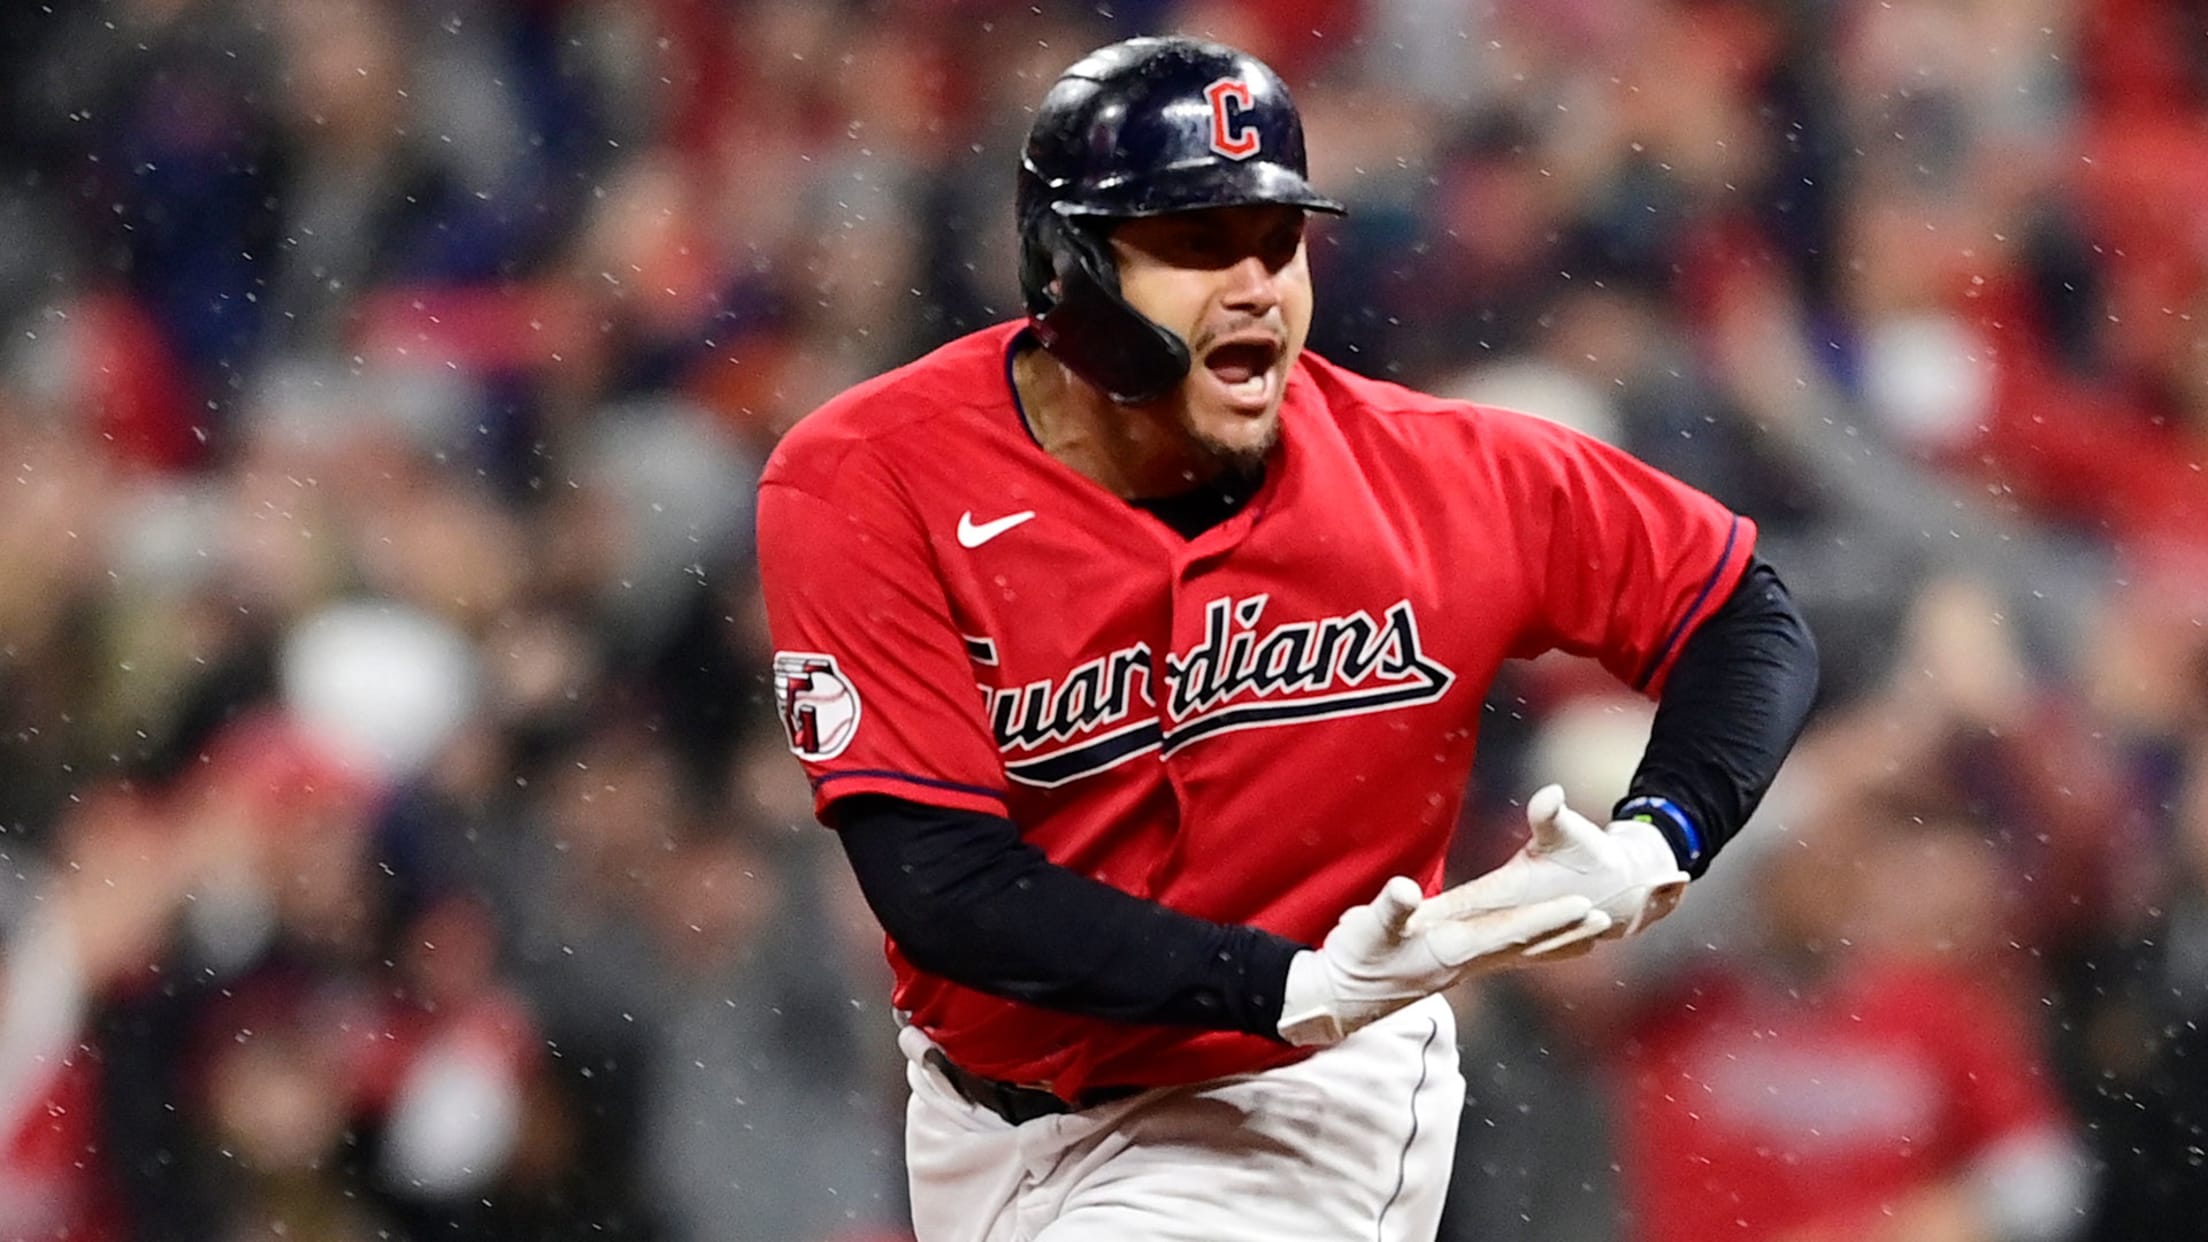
[774,651,863,760]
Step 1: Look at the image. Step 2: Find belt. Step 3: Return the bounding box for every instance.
[923,1049,1146,1125]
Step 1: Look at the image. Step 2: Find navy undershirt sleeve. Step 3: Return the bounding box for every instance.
[829,794,1305,1038]
[1617,555,1819,876]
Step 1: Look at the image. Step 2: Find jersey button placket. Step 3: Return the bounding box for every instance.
[1159,538,1235,788]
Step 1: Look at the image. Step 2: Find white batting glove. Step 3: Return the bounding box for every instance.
[1277,875,1593,1047]
[1410,785,1690,958]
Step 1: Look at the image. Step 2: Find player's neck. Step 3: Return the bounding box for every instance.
[1013,347,1229,499]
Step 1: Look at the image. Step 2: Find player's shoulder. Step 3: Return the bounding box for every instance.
[762,321,1022,497]
[1295,349,1593,458]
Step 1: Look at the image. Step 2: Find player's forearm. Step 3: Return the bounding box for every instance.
[830,794,1303,1037]
[1620,556,1819,875]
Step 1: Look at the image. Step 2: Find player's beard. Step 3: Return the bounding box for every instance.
[1185,411,1278,487]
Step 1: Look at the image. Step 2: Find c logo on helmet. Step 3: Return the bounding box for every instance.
[1204,78,1260,160]
[773,651,862,760]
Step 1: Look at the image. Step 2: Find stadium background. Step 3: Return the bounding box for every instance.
[1,0,2205,1237]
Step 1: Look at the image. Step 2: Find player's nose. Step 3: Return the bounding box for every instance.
[1218,253,1280,316]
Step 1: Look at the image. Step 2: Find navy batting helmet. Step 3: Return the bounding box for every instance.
[1017,37,1345,405]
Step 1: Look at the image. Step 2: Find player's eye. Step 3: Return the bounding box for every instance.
[1124,210,1302,271]
[1257,223,1303,270]
[1160,225,1236,267]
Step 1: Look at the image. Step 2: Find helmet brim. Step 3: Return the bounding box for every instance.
[1047,159,1346,221]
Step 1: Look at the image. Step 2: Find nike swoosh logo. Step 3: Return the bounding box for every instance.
[957,509,1036,548]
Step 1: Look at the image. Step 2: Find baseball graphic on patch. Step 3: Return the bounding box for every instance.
[773,651,862,759]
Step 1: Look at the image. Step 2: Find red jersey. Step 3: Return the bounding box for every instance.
[1615,960,2068,1242]
[757,322,1751,1095]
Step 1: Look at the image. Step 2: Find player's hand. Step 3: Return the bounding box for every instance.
[1412,785,1689,958]
[1277,875,1592,1047]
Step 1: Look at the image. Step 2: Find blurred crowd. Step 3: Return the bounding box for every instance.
[1,0,2205,1238]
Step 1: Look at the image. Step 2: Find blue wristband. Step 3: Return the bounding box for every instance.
[1615,795,1703,872]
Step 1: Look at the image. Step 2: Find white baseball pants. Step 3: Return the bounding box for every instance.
[899,995,1463,1242]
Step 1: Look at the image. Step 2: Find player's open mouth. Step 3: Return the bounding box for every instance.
[1200,337,1283,412]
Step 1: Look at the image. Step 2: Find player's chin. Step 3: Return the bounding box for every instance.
[1185,401,1281,477]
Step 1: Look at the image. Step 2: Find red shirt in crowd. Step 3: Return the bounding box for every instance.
[1615,958,2069,1242]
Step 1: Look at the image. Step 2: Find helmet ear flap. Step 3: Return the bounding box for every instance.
[1028,211,1192,406]
[1016,178,1063,317]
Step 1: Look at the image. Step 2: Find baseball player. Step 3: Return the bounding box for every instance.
[757,36,1819,1242]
